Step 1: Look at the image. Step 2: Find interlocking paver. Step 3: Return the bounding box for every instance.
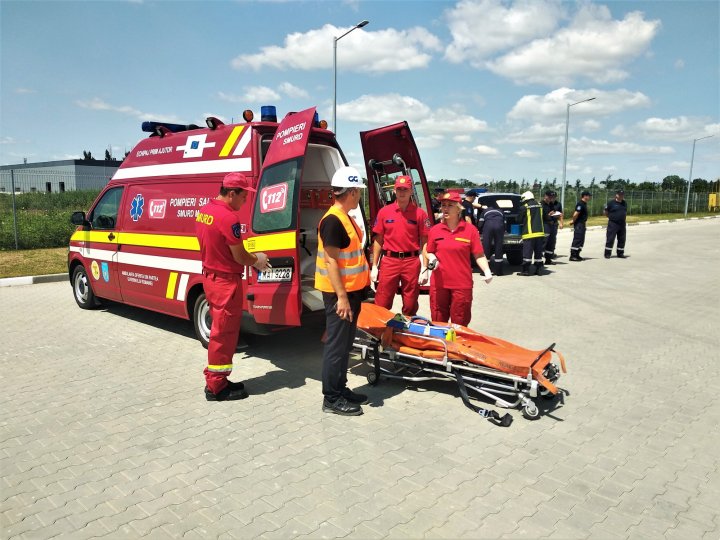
[1,220,719,539]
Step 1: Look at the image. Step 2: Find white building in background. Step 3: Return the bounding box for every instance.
[0,159,121,193]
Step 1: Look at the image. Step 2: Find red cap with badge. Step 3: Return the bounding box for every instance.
[440,192,462,203]
[222,172,256,192]
[394,175,412,190]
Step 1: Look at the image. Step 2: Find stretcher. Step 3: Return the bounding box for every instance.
[353,303,567,426]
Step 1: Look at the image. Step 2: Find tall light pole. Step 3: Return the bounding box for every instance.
[560,97,596,212]
[333,19,369,133]
[684,135,714,216]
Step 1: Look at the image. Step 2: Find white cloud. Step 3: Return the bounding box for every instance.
[633,117,720,141]
[278,82,309,99]
[504,123,565,145]
[231,24,441,74]
[645,165,662,172]
[75,97,184,123]
[453,134,472,143]
[444,0,563,64]
[488,5,661,85]
[1,136,16,144]
[339,93,489,136]
[674,59,685,69]
[245,86,282,103]
[515,149,540,158]
[452,157,479,165]
[570,137,675,156]
[472,145,500,156]
[583,119,601,132]
[15,88,36,94]
[507,88,651,122]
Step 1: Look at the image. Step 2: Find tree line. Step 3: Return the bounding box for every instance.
[429,175,718,194]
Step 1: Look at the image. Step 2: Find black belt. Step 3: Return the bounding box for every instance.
[382,250,419,259]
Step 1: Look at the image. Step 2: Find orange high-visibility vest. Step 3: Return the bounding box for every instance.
[314,206,370,293]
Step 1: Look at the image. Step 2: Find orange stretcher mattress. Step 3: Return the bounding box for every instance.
[356,303,566,394]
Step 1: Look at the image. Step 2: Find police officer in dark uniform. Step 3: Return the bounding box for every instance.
[570,191,592,261]
[478,204,506,276]
[431,188,446,222]
[541,190,563,265]
[461,190,479,226]
[604,189,628,258]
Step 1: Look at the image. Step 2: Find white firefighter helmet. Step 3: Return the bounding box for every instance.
[520,190,534,202]
[331,166,366,189]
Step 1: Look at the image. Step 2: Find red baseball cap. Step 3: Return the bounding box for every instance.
[440,192,462,203]
[223,172,256,192]
[394,176,412,190]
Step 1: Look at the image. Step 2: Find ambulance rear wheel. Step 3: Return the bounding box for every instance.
[72,265,100,309]
[193,293,211,349]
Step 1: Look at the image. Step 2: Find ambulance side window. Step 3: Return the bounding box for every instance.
[252,158,302,234]
[89,187,123,230]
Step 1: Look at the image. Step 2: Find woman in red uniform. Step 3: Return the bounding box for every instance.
[420,192,492,326]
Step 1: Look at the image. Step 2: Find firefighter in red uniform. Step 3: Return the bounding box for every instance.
[370,176,430,316]
[195,172,270,401]
[420,192,492,326]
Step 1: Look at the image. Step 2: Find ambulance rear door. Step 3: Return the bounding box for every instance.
[249,106,317,327]
[360,122,435,225]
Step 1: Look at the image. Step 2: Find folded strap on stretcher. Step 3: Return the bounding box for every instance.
[454,371,513,427]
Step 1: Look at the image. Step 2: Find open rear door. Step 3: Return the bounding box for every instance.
[360,122,435,225]
[249,107,316,327]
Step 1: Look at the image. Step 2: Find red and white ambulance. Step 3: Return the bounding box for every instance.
[68,106,435,346]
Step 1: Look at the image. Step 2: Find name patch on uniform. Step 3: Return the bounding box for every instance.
[231,223,241,239]
[407,219,417,225]
[454,237,470,243]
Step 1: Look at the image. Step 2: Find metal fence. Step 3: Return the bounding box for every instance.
[551,188,712,217]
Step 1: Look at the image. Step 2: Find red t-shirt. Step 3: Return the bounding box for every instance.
[372,202,430,252]
[427,221,483,289]
[195,199,245,274]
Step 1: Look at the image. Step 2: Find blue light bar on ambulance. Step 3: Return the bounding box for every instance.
[261,105,277,123]
[141,121,200,134]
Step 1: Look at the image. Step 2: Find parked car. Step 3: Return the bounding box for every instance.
[476,192,524,266]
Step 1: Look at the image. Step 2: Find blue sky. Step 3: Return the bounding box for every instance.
[1,0,718,185]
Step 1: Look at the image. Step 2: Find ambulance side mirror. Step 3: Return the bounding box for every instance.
[71,211,90,228]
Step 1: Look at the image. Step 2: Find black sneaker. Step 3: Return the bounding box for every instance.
[342,388,368,404]
[322,397,363,416]
[205,385,248,401]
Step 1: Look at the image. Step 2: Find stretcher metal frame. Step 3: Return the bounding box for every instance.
[353,329,563,424]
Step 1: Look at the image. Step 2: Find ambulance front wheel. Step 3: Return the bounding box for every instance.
[193,293,211,349]
[72,265,101,309]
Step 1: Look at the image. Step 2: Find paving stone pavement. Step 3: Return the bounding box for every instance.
[1,219,718,539]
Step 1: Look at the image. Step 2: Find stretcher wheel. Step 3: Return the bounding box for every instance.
[367,371,379,386]
[522,402,540,420]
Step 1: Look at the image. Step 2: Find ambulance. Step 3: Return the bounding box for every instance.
[68,106,435,346]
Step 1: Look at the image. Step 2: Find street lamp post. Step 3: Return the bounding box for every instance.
[333,19,369,133]
[684,135,714,216]
[560,97,596,213]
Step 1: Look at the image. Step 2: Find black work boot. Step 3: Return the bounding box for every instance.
[494,261,503,276]
[205,385,249,401]
[545,257,554,265]
[342,388,369,404]
[520,264,531,276]
[322,396,363,416]
[536,262,545,275]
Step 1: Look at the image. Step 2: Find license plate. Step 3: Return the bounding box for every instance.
[257,266,292,282]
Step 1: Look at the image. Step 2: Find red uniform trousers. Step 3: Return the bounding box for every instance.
[374,256,421,316]
[203,271,244,394]
[430,286,473,326]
